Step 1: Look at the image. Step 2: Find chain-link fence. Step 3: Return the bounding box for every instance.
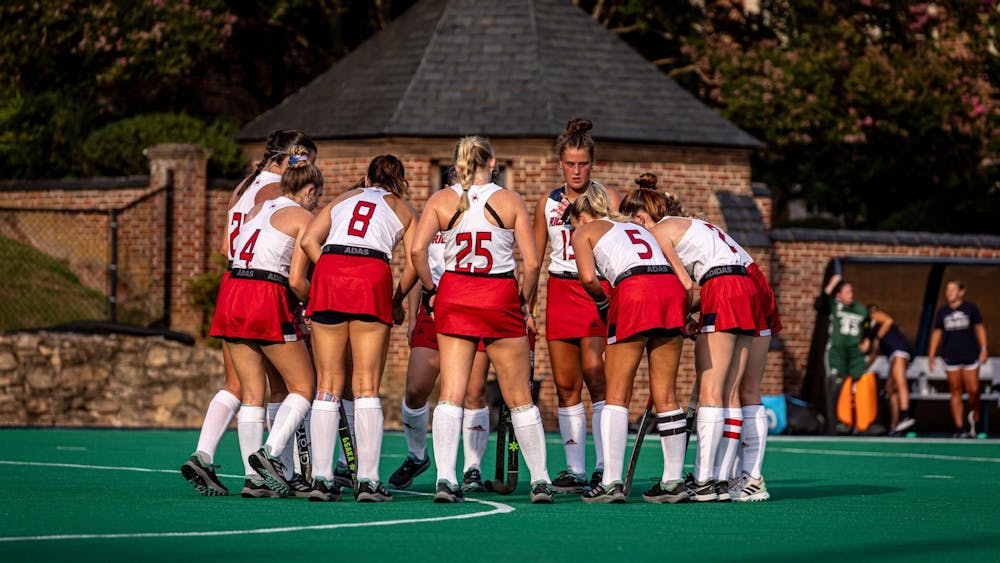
[0,180,172,331]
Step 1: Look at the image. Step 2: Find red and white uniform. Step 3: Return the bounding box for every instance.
[543,184,610,340]
[307,187,403,325]
[227,171,282,265]
[671,218,777,335]
[436,183,526,339]
[591,219,686,344]
[210,197,301,343]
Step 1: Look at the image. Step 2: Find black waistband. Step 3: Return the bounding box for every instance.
[322,244,390,263]
[445,269,516,279]
[229,268,289,288]
[227,259,234,270]
[549,270,606,281]
[699,264,748,286]
[614,264,674,286]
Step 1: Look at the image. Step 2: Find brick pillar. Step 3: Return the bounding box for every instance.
[144,143,212,336]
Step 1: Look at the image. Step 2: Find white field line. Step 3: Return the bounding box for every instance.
[0,460,515,543]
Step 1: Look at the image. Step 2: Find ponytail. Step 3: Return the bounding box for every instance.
[238,129,317,198]
[453,136,494,213]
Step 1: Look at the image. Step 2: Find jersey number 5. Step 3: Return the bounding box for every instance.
[455,232,494,273]
[348,201,377,238]
[625,229,653,259]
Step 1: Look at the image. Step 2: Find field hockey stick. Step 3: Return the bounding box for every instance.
[338,401,359,496]
[683,372,701,459]
[623,395,654,497]
[294,424,311,481]
[486,333,535,494]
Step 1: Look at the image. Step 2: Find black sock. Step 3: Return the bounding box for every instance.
[900,409,910,419]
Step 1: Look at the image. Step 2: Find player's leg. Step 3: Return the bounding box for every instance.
[490,335,554,504]
[388,346,438,489]
[307,320,349,496]
[946,368,965,436]
[181,341,241,496]
[347,319,392,502]
[732,335,771,502]
[961,366,982,437]
[461,350,491,492]
[548,339,589,492]
[581,337,642,504]
[642,334,688,503]
[433,334,477,503]
[580,335,607,489]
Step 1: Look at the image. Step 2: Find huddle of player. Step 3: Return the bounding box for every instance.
[181,119,777,505]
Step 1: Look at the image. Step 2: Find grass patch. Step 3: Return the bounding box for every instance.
[0,235,107,330]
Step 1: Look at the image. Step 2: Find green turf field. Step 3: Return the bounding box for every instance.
[2,429,999,562]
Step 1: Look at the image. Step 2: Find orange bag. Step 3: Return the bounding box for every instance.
[836,372,878,432]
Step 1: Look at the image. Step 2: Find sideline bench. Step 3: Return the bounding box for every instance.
[870,356,999,429]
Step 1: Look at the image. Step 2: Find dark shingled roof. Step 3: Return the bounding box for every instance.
[717,192,770,248]
[237,0,761,148]
[771,228,1000,248]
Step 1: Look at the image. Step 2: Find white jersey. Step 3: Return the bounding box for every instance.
[429,231,446,285]
[227,170,281,261]
[670,217,754,284]
[324,187,404,258]
[543,181,608,274]
[442,183,516,274]
[592,219,670,287]
[230,196,300,277]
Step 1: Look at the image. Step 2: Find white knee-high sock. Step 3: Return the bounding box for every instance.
[354,397,384,483]
[266,402,295,479]
[237,406,265,478]
[265,393,311,457]
[599,405,629,486]
[694,406,724,483]
[402,402,430,460]
[741,404,768,479]
[657,409,687,483]
[310,398,340,481]
[511,405,551,484]
[194,390,240,463]
[591,400,606,471]
[338,399,355,467]
[713,408,744,482]
[558,403,587,475]
[462,407,490,472]
[433,403,464,486]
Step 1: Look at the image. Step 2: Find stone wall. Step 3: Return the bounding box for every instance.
[0,332,224,427]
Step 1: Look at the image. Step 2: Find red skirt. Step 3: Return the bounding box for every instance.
[435,272,526,339]
[410,306,486,351]
[544,275,610,341]
[209,277,299,343]
[699,273,760,335]
[607,273,687,344]
[307,253,393,325]
[747,263,781,336]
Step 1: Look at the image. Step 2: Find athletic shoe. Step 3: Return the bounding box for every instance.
[180,454,228,496]
[248,448,292,497]
[530,481,554,504]
[587,469,604,491]
[551,469,587,493]
[307,478,342,502]
[433,480,465,503]
[241,477,280,498]
[642,480,690,504]
[334,463,354,490]
[461,468,485,492]
[953,430,969,439]
[387,454,430,489]
[893,417,916,434]
[684,474,718,502]
[287,473,314,498]
[581,481,627,504]
[730,474,769,502]
[716,480,731,502]
[355,479,393,502]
